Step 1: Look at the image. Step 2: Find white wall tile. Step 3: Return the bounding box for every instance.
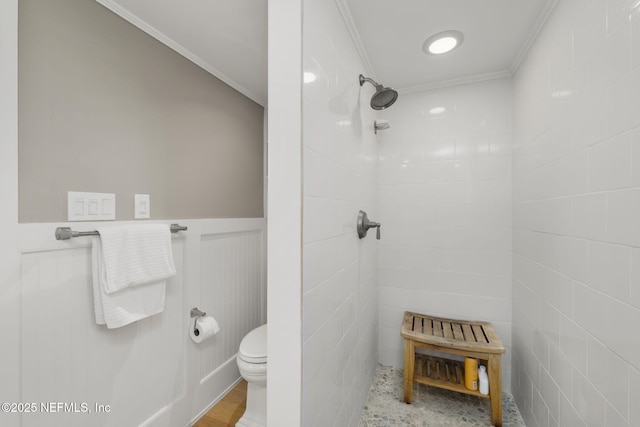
[471,156,511,181]
[550,344,573,401]
[438,204,511,228]
[378,246,441,271]
[632,128,640,186]
[555,151,588,196]
[302,0,379,422]
[553,236,588,283]
[588,133,632,191]
[586,241,629,301]
[541,302,561,347]
[560,315,588,375]
[375,79,514,392]
[607,189,640,246]
[630,367,640,427]
[605,403,629,427]
[572,369,606,427]
[608,0,637,32]
[605,297,640,371]
[559,392,588,427]
[587,337,629,418]
[469,180,511,204]
[607,66,640,137]
[605,17,632,84]
[379,225,427,247]
[573,282,607,342]
[630,248,640,309]
[571,94,608,152]
[379,202,439,227]
[632,7,640,69]
[420,182,470,204]
[514,0,640,421]
[571,193,607,240]
[573,0,607,66]
[419,159,472,183]
[444,227,511,251]
[441,249,511,275]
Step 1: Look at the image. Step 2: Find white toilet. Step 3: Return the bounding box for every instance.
[236,324,267,427]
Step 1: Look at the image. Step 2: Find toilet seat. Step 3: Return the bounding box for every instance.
[238,324,267,364]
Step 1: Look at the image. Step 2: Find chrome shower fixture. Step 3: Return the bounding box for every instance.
[359,74,398,110]
[374,120,390,134]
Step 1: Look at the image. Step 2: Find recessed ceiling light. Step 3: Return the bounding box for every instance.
[423,30,464,55]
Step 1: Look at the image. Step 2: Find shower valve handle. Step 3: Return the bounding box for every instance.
[357,210,381,240]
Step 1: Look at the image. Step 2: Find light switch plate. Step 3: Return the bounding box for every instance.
[134,194,150,219]
[68,192,116,221]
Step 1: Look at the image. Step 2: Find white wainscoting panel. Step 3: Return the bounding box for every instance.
[198,231,264,380]
[18,219,266,427]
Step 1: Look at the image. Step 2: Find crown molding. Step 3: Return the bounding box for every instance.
[334,0,377,80]
[510,0,559,74]
[398,69,513,95]
[95,0,266,106]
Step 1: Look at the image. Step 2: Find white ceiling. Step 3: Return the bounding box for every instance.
[343,0,554,92]
[97,0,555,104]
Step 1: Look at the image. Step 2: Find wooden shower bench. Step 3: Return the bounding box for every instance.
[401,311,505,426]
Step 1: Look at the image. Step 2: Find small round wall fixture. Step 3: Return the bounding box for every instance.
[423,30,464,55]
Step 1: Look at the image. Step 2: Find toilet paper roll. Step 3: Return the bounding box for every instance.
[190,316,220,343]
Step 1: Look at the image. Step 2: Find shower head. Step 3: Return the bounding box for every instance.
[359,74,398,110]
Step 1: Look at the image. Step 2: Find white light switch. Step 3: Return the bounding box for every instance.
[68,192,116,221]
[102,198,114,215]
[88,200,99,215]
[134,194,150,219]
[73,199,85,215]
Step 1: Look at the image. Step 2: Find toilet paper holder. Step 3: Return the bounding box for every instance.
[190,307,206,335]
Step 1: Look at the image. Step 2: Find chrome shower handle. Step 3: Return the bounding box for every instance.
[357,210,381,240]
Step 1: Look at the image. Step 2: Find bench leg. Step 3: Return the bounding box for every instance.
[488,354,502,426]
[403,339,414,403]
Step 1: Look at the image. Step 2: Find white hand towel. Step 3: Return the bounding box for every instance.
[91,224,176,329]
[96,224,176,294]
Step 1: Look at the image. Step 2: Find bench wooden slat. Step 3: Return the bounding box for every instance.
[461,324,475,342]
[452,323,465,341]
[442,322,453,339]
[433,320,443,337]
[402,311,504,354]
[472,325,488,343]
[483,325,501,343]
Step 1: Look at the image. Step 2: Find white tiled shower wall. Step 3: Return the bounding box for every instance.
[377,79,514,390]
[512,0,640,426]
[302,0,379,425]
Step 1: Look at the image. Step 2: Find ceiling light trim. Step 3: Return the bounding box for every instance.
[334,0,378,81]
[95,0,266,106]
[398,70,513,95]
[510,0,559,73]
[423,30,464,55]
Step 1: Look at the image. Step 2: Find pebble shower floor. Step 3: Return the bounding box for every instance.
[359,365,526,427]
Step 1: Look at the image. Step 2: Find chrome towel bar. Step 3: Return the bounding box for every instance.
[55,223,188,240]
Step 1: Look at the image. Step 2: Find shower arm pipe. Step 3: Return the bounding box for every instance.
[359,74,381,89]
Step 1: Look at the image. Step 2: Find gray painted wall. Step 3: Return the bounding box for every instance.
[18,0,264,223]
